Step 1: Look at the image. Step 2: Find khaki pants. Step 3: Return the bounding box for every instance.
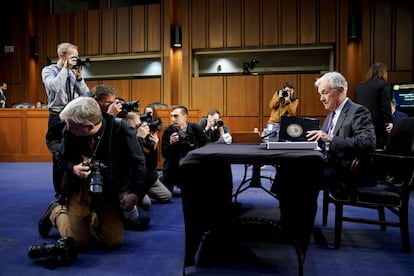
[50,193,124,250]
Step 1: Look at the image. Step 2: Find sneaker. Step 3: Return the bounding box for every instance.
[124,205,150,231]
[38,200,59,238]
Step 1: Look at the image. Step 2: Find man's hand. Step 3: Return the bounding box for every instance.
[120,193,138,211]
[306,129,332,143]
[73,162,91,179]
[107,100,122,116]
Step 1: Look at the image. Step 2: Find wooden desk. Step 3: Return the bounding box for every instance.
[0,109,51,162]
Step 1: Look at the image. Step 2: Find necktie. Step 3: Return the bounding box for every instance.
[326,112,336,134]
[66,77,72,102]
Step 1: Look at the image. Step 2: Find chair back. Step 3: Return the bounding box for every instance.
[386,117,414,156]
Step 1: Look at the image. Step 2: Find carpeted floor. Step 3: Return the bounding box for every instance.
[0,163,413,275]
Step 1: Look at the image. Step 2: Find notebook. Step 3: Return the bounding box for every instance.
[279,116,320,142]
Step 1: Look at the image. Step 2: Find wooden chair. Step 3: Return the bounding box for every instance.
[322,118,414,252]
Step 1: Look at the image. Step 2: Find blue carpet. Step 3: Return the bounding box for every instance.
[0,163,414,275]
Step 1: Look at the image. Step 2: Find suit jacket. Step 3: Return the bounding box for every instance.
[355,80,393,148]
[323,99,376,169]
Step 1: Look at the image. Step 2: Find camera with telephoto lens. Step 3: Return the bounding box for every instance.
[213,119,224,128]
[119,100,140,112]
[83,160,107,193]
[174,127,192,144]
[28,237,77,267]
[281,89,289,98]
[139,112,163,131]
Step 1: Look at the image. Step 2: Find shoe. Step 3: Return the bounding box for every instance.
[38,200,59,238]
[124,205,150,231]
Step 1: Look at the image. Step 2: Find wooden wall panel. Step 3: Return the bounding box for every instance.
[45,15,58,58]
[116,7,130,53]
[104,80,130,101]
[373,0,392,68]
[223,116,260,132]
[298,74,325,117]
[101,9,115,54]
[300,0,316,44]
[244,0,260,47]
[131,78,162,109]
[26,117,49,155]
[319,0,336,43]
[208,0,224,48]
[262,0,278,46]
[226,76,259,116]
[191,76,224,116]
[0,117,23,154]
[131,6,145,52]
[147,4,161,52]
[73,12,86,53]
[191,0,207,49]
[395,1,413,71]
[281,0,298,45]
[59,14,72,45]
[226,0,242,47]
[86,10,100,55]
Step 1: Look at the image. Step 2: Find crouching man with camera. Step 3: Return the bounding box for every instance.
[161,105,208,192]
[199,109,232,144]
[37,97,147,253]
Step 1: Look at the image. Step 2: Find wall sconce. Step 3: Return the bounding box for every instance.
[172,26,182,48]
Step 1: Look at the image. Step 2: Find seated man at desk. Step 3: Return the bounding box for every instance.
[306,71,376,187]
[161,105,208,192]
[199,109,232,144]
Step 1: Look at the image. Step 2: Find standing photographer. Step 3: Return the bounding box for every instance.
[199,109,232,144]
[37,97,147,250]
[161,105,208,192]
[267,81,299,139]
[42,42,90,198]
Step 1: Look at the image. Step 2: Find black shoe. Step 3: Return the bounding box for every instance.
[124,205,150,231]
[38,200,59,238]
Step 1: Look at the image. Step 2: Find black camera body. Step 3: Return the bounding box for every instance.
[120,100,140,112]
[213,119,224,128]
[148,120,163,132]
[76,56,90,66]
[174,127,192,144]
[281,89,289,98]
[28,237,77,267]
[83,160,107,193]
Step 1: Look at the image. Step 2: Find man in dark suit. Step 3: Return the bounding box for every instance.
[307,71,376,185]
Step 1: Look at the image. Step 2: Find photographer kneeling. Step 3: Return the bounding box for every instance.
[37,97,147,251]
[199,109,232,144]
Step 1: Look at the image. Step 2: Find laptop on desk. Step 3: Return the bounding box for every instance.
[266,116,320,150]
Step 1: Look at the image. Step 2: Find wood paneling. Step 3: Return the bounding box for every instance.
[191,76,224,116]
[281,0,298,45]
[226,0,242,47]
[300,0,316,44]
[131,78,162,109]
[116,7,130,53]
[45,15,58,58]
[191,0,207,49]
[373,0,392,68]
[226,76,260,116]
[86,10,100,55]
[102,9,115,54]
[395,1,413,71]
[73,12,86,53]
[59,14,72,45]
[244,0,260,47]
[103,80,130,101]
[148,4,161,52]
[319,0,336,43]
[131,6,145,52]
[0,109,50,162]
[208,0,224,48]
[262,0,278,46]
[298,74,325,117]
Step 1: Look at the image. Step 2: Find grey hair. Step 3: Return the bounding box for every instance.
[60,97,103,126]
[315,71,348,96]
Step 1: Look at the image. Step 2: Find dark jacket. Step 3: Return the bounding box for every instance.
[58,112,147,207]
[198,117,231,143]
[324,99,376,169]
[355,80,393,148]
